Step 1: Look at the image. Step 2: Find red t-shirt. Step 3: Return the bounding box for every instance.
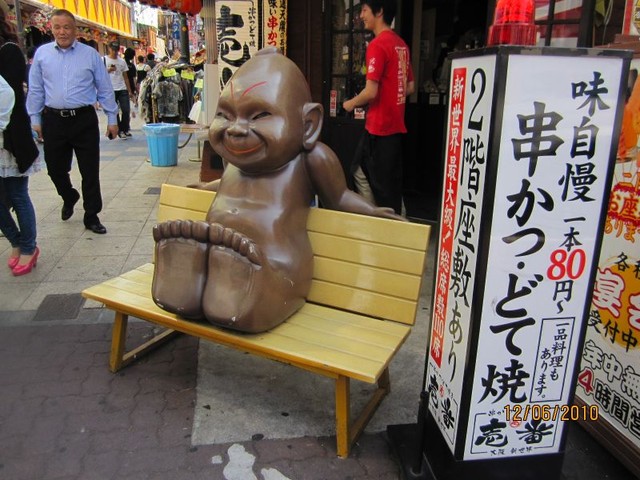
[365,30,414,136]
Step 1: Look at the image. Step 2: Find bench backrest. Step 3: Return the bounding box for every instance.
[157,184,431,326]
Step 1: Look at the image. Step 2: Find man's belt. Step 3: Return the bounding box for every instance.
[43,105,94,117]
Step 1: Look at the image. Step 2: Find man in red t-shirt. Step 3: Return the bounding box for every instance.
[343,0,414,215]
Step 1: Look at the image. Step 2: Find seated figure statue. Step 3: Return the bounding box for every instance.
[151,47,403,333]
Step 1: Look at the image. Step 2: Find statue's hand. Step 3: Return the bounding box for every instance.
[374,207,407,222]
[186,180,220,191]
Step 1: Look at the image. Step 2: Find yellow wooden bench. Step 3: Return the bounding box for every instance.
[82,183,431,457]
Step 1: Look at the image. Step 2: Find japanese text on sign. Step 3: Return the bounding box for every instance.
[465,55,622,460]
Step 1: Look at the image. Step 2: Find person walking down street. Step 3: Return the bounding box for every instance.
[0,11,43,276]
[105,42,135,139]
[123,47,137,94]
[27,8,119,235]
[25,45,37,89]
[343,0,414,216]
[135,54,151,89]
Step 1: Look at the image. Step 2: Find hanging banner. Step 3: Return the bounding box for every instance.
[215,0,287,90]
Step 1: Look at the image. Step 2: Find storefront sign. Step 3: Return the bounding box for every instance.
[215,0,287,90]
[575,65,640,475]
[263,0,286,51]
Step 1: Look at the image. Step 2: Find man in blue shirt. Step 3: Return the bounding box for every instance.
[27,9,118,234]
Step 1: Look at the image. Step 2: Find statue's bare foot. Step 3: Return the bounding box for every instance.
[202,227,307,333]
[151,220,210,318]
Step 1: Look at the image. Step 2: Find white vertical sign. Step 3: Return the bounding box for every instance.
[465,54,623,460]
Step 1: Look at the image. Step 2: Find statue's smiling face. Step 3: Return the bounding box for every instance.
[210,57,308,174]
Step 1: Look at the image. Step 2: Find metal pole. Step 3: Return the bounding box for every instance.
[578,0,596,47]
[201,0,217,63]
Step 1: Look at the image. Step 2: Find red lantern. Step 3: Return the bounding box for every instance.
[187,0,202,16]
[487,0,536,46]
[166,0,181,12]
[172,0,201,16]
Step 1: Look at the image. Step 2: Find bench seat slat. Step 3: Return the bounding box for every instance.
[297,303,410,337]
[120,265,155,283]
[252,332,398,382]
[270,317,401,357]
[264,315,406,353]
[138,263,155,274]
[274,322,406,367]
[100,275,151,297]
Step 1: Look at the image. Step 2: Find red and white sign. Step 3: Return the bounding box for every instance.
[535,0,582,47]
[426,55,496,450]
[330,90,337,117]
[429,66,466,369]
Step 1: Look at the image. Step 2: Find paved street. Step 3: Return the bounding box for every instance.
[0,114,636,479]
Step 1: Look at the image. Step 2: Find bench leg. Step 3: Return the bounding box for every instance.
[336,375,351,458]
[109,311,181,373]
[335,368,391,458]
[110,312,129,372]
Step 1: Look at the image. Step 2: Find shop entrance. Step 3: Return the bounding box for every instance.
[320,0,491,221]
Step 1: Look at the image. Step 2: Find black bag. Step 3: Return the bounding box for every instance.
[0,42,39,173]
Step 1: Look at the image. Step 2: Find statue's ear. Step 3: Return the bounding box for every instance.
[302,102,323,150]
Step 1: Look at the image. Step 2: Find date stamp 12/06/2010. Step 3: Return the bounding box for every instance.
[504,403,599,422]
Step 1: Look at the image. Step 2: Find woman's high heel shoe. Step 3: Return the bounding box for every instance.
[12,247,39,277]
[7,256,19,269]
[7,248,20,269]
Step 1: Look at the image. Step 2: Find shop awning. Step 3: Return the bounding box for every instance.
[19,0,138,39]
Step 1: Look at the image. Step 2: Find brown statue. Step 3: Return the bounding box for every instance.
[152,47,402,333]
